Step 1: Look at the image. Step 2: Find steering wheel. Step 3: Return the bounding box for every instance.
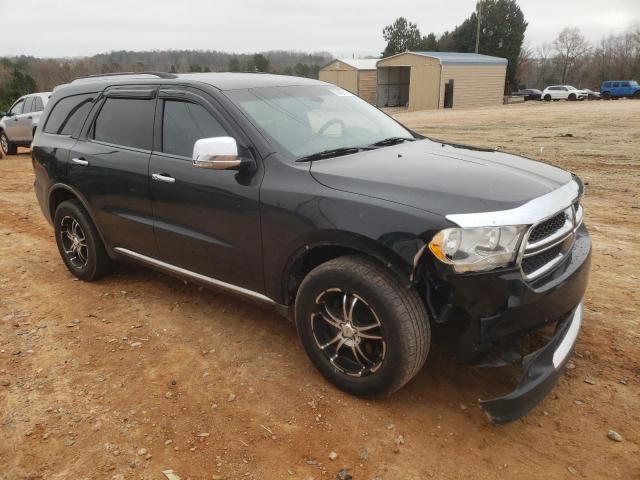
[318,118,346,136]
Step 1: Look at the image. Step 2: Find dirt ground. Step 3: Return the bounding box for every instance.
[0,100,638,480]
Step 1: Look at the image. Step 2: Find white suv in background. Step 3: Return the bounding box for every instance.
[542,86,587,101]
[0,92,51,155]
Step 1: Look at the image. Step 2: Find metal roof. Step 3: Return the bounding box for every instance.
[335,58,379,70]
[411,51,507,65]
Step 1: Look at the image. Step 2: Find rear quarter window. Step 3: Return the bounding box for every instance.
[92,97,155,150]
[43,93,96,135]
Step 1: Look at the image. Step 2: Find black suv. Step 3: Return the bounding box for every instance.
[32,72,590,424]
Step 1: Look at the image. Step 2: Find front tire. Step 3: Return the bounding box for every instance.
[0,131,17,156]
[544,94,551,101]
[602,91,611,100]
[54,199,115,281]
[568,93,576,101]
[295,255,430,397]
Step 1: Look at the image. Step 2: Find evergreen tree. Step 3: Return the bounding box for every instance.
[382,17,425,56]
[444,0,527,91]
[253,54,270,72]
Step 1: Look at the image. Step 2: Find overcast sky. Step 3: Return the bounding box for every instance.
[1,0,638,58]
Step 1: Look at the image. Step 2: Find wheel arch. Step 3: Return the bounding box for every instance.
[48,183,115,258]
[281,231,424,306]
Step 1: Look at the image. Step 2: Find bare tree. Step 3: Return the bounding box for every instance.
[553,27,590,83]
[536,42,554,86]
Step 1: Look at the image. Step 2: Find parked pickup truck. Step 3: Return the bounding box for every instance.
[32,72,591,424]
[599,80,640,99]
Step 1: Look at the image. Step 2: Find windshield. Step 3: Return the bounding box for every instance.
[225,85,414,159]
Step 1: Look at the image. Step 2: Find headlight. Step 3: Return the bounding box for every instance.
[429,226,526,273]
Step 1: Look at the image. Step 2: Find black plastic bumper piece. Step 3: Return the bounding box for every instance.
[480,302,583,424]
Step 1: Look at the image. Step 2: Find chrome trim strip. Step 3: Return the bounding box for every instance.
[525,217,573,251]
[552,302,583,368]
[113,247,275,305]
[524,252,564,281]
[523,230,574,258]
[446,180,580,228]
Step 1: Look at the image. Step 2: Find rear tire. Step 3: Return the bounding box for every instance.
[54,199,115,281]
[295,255,431,397]
[0,131,17,156]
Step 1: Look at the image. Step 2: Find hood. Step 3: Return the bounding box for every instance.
[309,139,572,217]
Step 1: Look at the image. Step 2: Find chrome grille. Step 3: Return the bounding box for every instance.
[520,201,583,281]
[528,211,566,243]
[522,244,563,275]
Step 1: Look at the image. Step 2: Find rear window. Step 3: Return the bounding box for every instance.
[44,93,96,135]
[33,96,44,112]
[93,97,155,150]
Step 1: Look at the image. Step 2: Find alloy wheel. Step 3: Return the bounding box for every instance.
[60,216,89,269]
[311,288,386,377]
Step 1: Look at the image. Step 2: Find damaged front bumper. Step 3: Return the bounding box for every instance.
[480,302,583,424]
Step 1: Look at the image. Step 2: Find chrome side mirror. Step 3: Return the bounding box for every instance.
[192,137,242,170]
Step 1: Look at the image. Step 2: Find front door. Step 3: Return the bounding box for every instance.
[149,88,264,293]
[68,86,158,257]
[5,97,26,141]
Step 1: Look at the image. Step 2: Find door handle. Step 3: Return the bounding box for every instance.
[71,157,89,166]
[152,173,175,184]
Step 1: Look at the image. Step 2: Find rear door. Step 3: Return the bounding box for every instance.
[69,86,158,257]
[15,97,34,140]
[148,87,264,292]
[611,82,620,96]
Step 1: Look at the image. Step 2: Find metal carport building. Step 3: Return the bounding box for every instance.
[376,51,507,111]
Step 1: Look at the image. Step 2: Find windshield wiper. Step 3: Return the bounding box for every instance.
[370,137,415,147]
[296,146,374,162]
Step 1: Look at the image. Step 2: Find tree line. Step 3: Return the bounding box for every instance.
[519,26,640,90]
[0,49,332,110]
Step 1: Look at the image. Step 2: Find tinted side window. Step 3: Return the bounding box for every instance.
[162,100,228,157]
[621,81,630,87]
[33,96,44,112]
[612,82,620,87]
[44,93,96,135]
[93,97,155,150]
[10,99,25,115]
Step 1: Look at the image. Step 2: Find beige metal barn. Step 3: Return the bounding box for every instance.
[318,59,378,104]
[376,52,507,111]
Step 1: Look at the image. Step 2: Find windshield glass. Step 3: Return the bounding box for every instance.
[225,85,414,159]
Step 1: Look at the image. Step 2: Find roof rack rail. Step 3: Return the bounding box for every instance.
[73,71,178,82]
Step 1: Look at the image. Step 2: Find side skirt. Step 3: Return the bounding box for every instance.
[113,247,292,319]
